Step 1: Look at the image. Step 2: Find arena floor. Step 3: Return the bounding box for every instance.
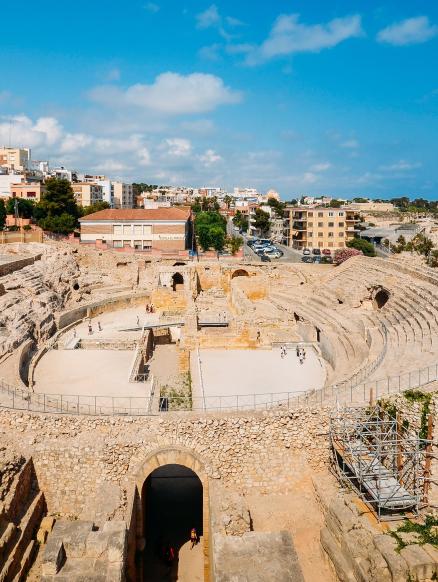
[191,347,326,409]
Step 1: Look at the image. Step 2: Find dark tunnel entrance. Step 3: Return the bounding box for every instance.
[142,464,203,581]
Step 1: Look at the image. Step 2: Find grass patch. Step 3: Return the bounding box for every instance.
[388,515,438,551]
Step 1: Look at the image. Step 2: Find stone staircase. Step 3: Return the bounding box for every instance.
[0,448,46,581]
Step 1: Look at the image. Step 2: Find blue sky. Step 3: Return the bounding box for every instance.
[1,1,438,198]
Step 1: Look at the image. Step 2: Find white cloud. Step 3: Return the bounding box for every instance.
[60,133,93,153]
[199,149,222,166]
[377,16,438,46]
[94,160,132,172]
[0,115,63,148]
[163,138,192,157]
[137,147,151,166]
[180,119,215,134]
[302,172,318,184]
[106,67,121,82]
[310,162,332,171]
[246,13,363,65]
[341,139,359,149]
[198,44,222,61]
[196,5,221,29]
[380,160,422,171]
[144,2,160,13]
[89,72,242,115]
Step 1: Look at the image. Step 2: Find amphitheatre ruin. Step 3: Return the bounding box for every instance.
[0,242,437,581]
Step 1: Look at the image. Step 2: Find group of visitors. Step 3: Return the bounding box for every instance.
[145,303,155,313]
[86,319,102,335]
[297,345,306,365]
[158,528,199,569]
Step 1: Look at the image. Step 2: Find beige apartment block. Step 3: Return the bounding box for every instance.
[0,147,30,172]
[10,182,46,202]
[113,182,134,208]
[349,201,395,212]
[79,207,191,251]
[72,183,103,207]
[285,206,358,250]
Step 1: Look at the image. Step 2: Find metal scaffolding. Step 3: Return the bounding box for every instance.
[330,405,427,520]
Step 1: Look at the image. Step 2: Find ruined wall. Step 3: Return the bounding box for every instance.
[0,407,331,521]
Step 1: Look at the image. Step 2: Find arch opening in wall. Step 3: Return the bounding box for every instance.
[231,269,249,279]
[172,272,184,291]
[373,288,390,310]
[141,464,203,579]
[173,262,186,267]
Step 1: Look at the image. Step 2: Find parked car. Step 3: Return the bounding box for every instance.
[260,255,271,262]
[302,248,311,256]
[321,256,333,264]
[312,248,321,255]
[313,256,322,263]
[301,256,313,263]
[264,251,282,259]
[322,249,331,256]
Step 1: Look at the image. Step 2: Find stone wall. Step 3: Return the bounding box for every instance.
[0,253,41,276]
[0,407,331,521]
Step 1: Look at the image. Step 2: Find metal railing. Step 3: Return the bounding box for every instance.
[0,360,437,416]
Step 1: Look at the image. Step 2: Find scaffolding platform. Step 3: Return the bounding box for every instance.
[330,405,426,520]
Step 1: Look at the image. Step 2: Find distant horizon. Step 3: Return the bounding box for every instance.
[1,0,437,198]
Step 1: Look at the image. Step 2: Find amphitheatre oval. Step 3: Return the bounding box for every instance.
[0,244,437,582]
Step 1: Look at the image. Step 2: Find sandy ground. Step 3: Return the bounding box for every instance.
[34,350,152,397]
[192,347,326,407]
[149,344,179,387]
[246,462,336,582]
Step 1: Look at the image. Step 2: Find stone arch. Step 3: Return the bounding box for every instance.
[173,261,187,266]
[172,271,184,291]
[133,446,210,581]
[231,268,249,279]
[373,287,390,310]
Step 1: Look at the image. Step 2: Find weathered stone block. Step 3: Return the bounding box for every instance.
[41,539,65,576]
[373,534,409,582]
[400,544,437,581]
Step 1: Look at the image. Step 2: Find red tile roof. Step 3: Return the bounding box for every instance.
[79,208,191,222]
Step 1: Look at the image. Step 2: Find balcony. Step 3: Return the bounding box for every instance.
[292,221,307,231]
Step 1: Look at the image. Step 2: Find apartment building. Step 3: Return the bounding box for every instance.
[72,183,103,207]
[10,182,46,202]
[79,208,191,251]
[285,206,358,250]
[112,182,134,208]
[0,148,30,172]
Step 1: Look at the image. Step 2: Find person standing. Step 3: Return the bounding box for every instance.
[190,528,198,549]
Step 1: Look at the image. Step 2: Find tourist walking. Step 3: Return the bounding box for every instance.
[88,323,93,335]
[190,528,199,549]
[136,315,140,327]
[97,321,102,332]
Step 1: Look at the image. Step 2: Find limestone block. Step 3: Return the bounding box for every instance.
[41,539,65,576]
[400,544,437,581]
[50,521,94,558]
[325,498,356,543]
[0,521,16,552]
[320,527,356,582]
[373,534,409,582]
[106,530,127,563]
[422,544,438,575]
[106,562,125,582]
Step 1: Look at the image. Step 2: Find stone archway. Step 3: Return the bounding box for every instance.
[134,446,210,582]
[373,287,390,310]
[231,268,249,279]
[172,272,184,291]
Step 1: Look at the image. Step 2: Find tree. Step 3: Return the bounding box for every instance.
[411,233,434,257]
[429,250,438,268]
[353,197,368,203]
[194,211,227,251]
[232,210,248,232]
[227,235,243,255]
[347,238,376,257]
[35,178,79,233]
[267,198,286,217]
[37,178,79,219]
[223,195,233,210]
[38,213,77,235]
[329,199,343,208]
[6,198,35,219]
[333,247,363,265]
[0,199,6,230]
[80,201,110,216]
[252,208,270,235]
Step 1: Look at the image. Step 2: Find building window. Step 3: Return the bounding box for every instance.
[308,212,313,217]
[339,232,344,237]
[339,212,344,217]
[308,222,313,227]
[113,225,122,235]
[339,222,344,227]
[134,240,142,249]
[328,222,334,227]
[308,232,313,238]
[318,232,323,237]
[318,212,323,217]
[328,242,334,248]
[143,241,152,250]
[133,225,142,235]
[143,225,152,235]
[328,232,334,238]
[318,241,324,247]
[328,212,334,217]
[123,240,131,247]
[113,240,123,248]
[339,242,345,247]
[123,225,131,235]
[318,222,323,227]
